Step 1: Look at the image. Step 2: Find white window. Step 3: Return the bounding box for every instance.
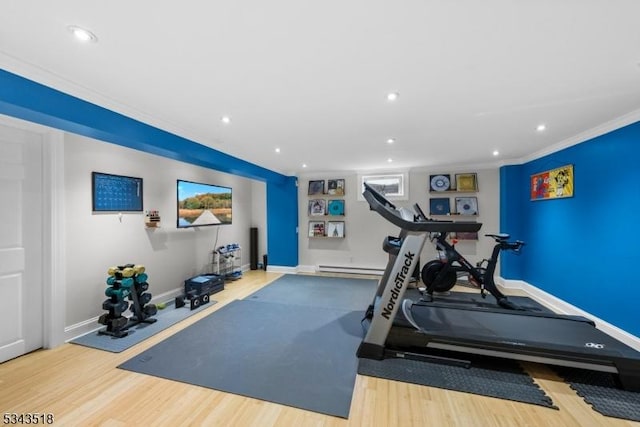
[357,172,409,201]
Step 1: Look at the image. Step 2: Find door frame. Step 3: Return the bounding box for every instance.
[0,115,66,349]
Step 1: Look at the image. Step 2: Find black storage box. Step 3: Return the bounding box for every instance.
[184,274,224,297]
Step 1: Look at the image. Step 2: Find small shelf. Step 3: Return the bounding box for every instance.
[430,190,477,194]
[430,213,478,217]
[145,210,161,228]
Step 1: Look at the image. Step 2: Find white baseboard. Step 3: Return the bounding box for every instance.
[498,278,640,352]
[297,264,316,274]
[279,264,385,275]
[266,265,298,274]
[317,264,385,276]
[64,286,185,342]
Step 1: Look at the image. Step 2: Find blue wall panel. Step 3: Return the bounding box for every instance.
[266,178,299,267]
[501,122,640,336]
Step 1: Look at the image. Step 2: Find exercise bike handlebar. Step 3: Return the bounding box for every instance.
[363,183,482,234]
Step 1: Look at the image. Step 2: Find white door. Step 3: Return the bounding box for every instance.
[0,122,44,362]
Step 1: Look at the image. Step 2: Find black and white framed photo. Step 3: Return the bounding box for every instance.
[455,196,478,215]
[308,199,326,216]
[308,180,325,195]
[327,178,345,196]
[327,221,345,238]
[327,199,345,216]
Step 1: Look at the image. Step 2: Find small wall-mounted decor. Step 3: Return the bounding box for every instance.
[531,164,574,201]
[327,199,345,216]
[454,231,479,240]
[455,196,478,215]
[327,179,345,196]
[429,197,451,215]
[430,174,451,192]
[455,173,478,192]
[308,180,325,195]
[145,210,161,227]
[327,221,345,238]
[308,199,326,216]
[308,221,325,237]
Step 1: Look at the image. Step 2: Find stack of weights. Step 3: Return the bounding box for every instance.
[99,264,157,338]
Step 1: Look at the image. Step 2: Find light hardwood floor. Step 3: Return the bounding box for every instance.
[0,270,637,426]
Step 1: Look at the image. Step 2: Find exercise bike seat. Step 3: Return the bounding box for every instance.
[485,233,510,241]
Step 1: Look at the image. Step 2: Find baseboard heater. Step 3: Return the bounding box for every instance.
[317,265,385,276]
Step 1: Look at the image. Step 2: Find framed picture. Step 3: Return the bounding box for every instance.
[531,164,574,201]
[429,197,451,215]
[456,231,479,240]
[327,199,345,216]
[308,221,325,237]
[455,173,478,192]
[430,174,451,192]
[455,197,478,215]
[308,180,325,195]
[327,221,345,238]
[308,199,326,216]
[327,179,345,196]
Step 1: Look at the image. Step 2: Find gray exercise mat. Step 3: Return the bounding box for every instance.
[70,301,214,353]
[555,367,640,422]
[359,355,557,409]
[118,299,363,418]
[247,274,377,310]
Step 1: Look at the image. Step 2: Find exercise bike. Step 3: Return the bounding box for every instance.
[413,203,525,310]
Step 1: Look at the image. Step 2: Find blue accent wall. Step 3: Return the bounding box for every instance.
[501,122,640,337]
[266,178,299,267]
[0,69,299,267]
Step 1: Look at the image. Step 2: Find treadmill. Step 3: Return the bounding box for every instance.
[357,183,640,391]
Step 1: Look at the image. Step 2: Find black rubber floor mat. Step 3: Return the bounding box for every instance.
[555,367,640,422]
[358,355,557,409]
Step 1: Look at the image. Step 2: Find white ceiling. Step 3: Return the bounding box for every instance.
[1,1,640,176]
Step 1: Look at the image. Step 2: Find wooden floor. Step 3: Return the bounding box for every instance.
[1,270,638,426]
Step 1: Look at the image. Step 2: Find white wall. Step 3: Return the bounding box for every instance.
[298,168,501,273]
[64,133,263,328]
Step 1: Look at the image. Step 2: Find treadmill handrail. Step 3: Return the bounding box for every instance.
[363,183,482,233]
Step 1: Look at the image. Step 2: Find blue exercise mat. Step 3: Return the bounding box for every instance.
[119,298,364,418]
[70,301,214,353]
[246,273,377,310]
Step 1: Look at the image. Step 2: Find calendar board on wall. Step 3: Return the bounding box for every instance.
[92,171,143,212]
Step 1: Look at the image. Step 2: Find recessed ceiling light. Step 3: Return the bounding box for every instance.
[387,158,393,163]
[302,164,307,168]
[536,124,546,132]
[493,150,499,156]
[275,148,281,153]
[221,116,231,124]
[67,25,97,43]
[386,138,395,144]
[386,92,399,102]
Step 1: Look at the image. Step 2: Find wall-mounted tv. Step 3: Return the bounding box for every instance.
[92,172,143,212]
[177,179,232,228]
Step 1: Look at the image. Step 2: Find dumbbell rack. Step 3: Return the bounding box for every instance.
[99,264,157,338]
